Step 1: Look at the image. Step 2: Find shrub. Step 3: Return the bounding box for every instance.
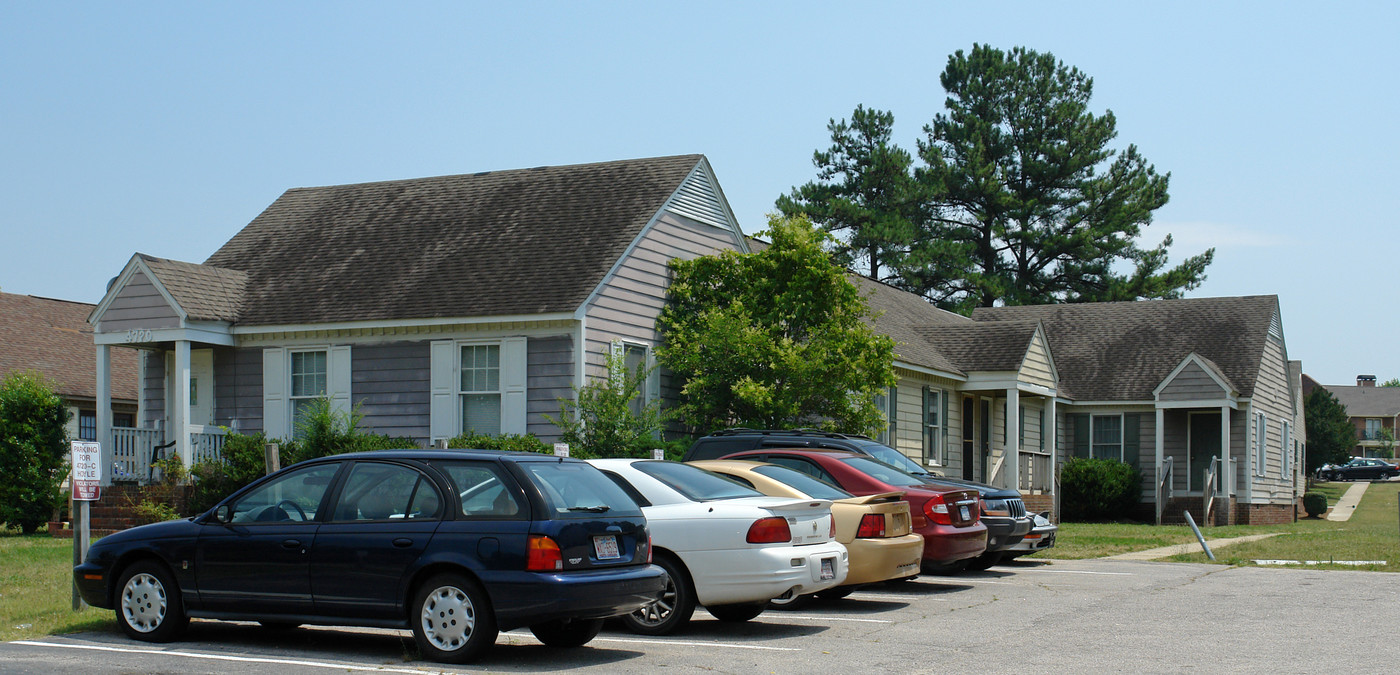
[1302,492,1328,518]
[446,432,551,454]
[1060,457,1142,522]
[0,372,71,533]
[545,347,666,459]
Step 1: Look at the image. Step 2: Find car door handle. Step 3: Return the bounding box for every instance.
[281,539,301,549]
[392,538,414,548]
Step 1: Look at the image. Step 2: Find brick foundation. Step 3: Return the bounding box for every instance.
[1233,500,1299,525]
[1021,494,1055,520]
[52,484,193,538]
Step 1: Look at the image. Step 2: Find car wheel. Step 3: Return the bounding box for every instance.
[766,587,812,610]
[115,560,189,642]
[529,618,603,648]
[706,602,765,622]
[814,586,856,600]
[964,552,1003,572]
[411,573,497,664]
[619,555,695,636]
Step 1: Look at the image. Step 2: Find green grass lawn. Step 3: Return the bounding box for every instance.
[0,532,114,642]
[1031,481,1400,572]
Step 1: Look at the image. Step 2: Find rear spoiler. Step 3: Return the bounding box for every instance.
[834,491,905,505]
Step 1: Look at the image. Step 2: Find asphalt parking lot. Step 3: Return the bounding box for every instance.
[4,557,1396,674]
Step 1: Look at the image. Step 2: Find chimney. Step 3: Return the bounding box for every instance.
[1358,374,1377,387]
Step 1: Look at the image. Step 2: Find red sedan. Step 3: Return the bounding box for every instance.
[714,448,987,571]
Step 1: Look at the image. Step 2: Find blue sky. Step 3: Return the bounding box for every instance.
[2,2,1396,385]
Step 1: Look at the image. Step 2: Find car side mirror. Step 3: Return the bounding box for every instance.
[214,504,233,524]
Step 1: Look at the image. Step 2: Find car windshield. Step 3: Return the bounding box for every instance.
[840,456,925,487]
[634,461,763,502]
[856,441,929,474]
[520,461,644,516]
[752,464,852,500]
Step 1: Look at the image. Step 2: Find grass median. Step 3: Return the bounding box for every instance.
[0,531,114,642]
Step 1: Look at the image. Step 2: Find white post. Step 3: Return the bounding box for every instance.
[1155,406,1166,525]
[174,340,192,471]
[95,345,112,485]
[1047,396,1057,499]
[1005,387,1020,492]
[1221,404,1232,525]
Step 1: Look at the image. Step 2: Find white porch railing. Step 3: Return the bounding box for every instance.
[988,452,1005,486]
[1018,452,1053,493]
[1227,458,1238,497]
[110,427,163,482]
[1203,457,1220,525]
[1156,456,1174,525]
[190,425,227,465]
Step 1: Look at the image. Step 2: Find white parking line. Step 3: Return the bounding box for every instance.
[1013,569,1134,576]
[590,637,800,651]
[11,641,434,673]
[849,593,949,602]
[769,615,892,623]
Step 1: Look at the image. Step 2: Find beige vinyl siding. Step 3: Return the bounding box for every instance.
[99,270,180,332]
[1248,336,1295,502]
[1158,360,1228,401]
[889,369,962,473]
[1020,331,1055,389]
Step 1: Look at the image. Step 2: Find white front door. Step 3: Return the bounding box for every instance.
[166,349,215,429]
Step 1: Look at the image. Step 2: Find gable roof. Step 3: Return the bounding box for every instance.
[0,292,140,402]
[203,155,707,326]
[972,295,1279,401]
[913,321,1042,373]
[851,274,971,376]
[1318,384,1400,417]
[137,255,246,322]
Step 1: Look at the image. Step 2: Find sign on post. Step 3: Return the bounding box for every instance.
[651,448,665,460]
[71,441,101,501]
[553,443,570,457]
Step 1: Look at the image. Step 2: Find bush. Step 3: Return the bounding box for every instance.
[1302,492,1328,518]
[544,347,666,459]
[0,372,71,533]
[446,432,551,454]
[1060,457,1142,522]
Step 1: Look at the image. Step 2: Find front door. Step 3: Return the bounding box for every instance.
[980,398,992,482]
[165,349,215,429]
[1188,412,1222,492]
[962,396,975,480]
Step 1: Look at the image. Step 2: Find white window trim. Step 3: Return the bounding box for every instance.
[923,386,946,466]
[1253,411,1267,477]
[457,340,505,437]
[430,337,526,443]
[611,340,660,406]
[1281,421,1292,476]
[264,345,350,440]
[1090,413,1125,462]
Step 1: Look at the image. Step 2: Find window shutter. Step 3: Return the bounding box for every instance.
[889,385,899,444]
[500,337,528,435]
[1039,408,1046,451]
[429,340,456,443]
[1123,414,1140,470]
[1072,414,1090,458]
[940,389,949,464]
[646,349,661,403]
[328,345,352,418]
[921,386,931,462]
[262,348,288,440]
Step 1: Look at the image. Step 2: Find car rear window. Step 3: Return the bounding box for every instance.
[752,464,851,500]
[520,461,644,517]
[856,441,928,474]
[840,456,924,487]
[633,461,763,502]
[435,461,527,520]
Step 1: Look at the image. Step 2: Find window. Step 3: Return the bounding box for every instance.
[633,461,761,502]
[332,463,441,521]
[614,342,648,418]
[1365,418,1382,440]
[79,410,96,441]
[290,350,328,430]
[1019,404,1026,447]
[1281,421,1292,476]
[436,462,527,518]
[1253,412,1267,475]
[114,412,134,428]
[229,464,339,524]
[1092,415,1123,461]
[922,386,944,465]
[460,344,501,436]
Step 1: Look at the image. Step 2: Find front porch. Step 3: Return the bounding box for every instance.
[109,424,227,484]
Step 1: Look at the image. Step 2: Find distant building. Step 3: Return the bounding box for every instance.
[1310,375,1400,458]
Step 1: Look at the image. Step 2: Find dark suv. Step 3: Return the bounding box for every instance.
[685,429,1033,571]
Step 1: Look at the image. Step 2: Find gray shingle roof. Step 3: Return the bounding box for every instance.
[0,292,140,402]
[972,296,1279,401]
[1319,384,1400,417]
[203,155,704,326]
[138,255,246,322]
[850,275,972,376]
[913,321,1041,373]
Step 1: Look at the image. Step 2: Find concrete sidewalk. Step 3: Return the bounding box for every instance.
[1105,533,1283,561]
[1325,482,1369,521]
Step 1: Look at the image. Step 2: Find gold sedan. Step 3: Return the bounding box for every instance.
[690,459,923,603]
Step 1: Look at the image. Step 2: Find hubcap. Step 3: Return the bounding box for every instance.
[121,573,167,633]
[632,570,676,625]
[420,585,476,651]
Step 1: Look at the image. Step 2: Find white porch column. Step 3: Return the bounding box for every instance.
[95,345,112,486]
[174,340,192,469]
[1155,406,1165,525]
[1005,387,1020,492]
[1221,404,1232,517]
[1047,396,1057,500]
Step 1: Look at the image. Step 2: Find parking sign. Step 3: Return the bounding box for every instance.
[71,440,101,500]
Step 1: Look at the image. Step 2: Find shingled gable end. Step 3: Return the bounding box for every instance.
[87,155,748,481]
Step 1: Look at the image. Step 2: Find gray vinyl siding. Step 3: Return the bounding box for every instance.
[1248,336,1295,503]
[142,350,165,429]
[527,335,574,442]
[1158,361,1228,401]
[212,347,262,432]
[1021,332,1055,389]
[351,342,429,441]
[99,270,180,332]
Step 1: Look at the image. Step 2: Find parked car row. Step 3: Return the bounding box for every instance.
[74,431,1056,665]
[1315,457,1399,482]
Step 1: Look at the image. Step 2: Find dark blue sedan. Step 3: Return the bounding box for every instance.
[74,450,665,664]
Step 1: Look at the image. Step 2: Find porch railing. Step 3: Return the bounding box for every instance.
[1227,458,1238,497]
[988,452,1005,486]
[1156,456,1174,525]
[1203,457,1219,525]
[190,425,227,464]
[1018,452,1053,493]
[111,427,163,482]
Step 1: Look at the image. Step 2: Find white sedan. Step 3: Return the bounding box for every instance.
[588,458,848,634]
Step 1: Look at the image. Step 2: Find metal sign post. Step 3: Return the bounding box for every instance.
[70,441,101,610]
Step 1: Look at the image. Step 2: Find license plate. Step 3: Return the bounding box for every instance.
[959,505,971,521]
[593,535,620,560]
[820,557,835,580]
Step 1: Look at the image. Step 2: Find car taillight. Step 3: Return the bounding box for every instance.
[746,516,792,544]
[855,513,886,538]
[526,534,562,571]
[830,516,836,539]
[924,493,953,526]
[645,533,653,563]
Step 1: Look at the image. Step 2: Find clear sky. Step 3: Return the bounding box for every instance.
[2,2,1396,386]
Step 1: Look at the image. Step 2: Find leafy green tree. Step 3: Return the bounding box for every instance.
[1376,427,1395,460]
[1381,377,1400,387]
[545,348,665,459]
[1303,388,1355,473]
[657,214,896,434]
[0,372,71,533]
[776,105,921,284]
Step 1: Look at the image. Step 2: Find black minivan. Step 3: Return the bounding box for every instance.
[75,450,665,664]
